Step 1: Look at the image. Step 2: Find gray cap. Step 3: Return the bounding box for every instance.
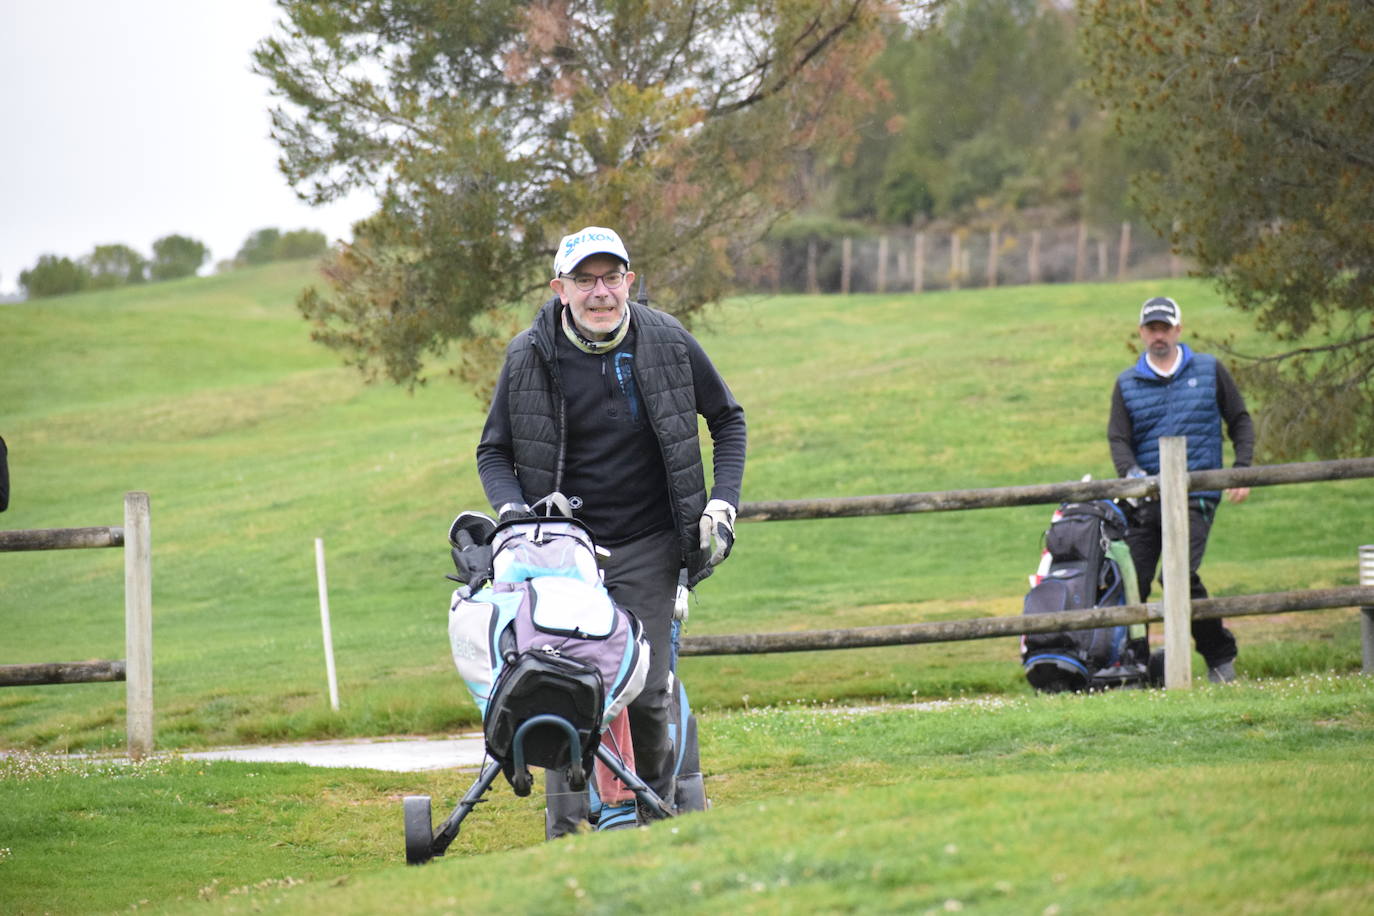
[1139,296,1181,326]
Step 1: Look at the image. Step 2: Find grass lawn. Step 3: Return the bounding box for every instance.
[1,675,1369,914]
[2,264,1371,913]
[1,263,1367,753]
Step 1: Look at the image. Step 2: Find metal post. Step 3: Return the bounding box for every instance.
[1360,545,1374,674]
[1159,438,1192,689]
[124,491,154,759]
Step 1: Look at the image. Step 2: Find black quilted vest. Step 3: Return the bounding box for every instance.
[504,298,713,583]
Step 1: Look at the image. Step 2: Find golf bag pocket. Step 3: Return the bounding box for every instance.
[522,575,617,639]
[448,590,522,719]
[503,576,649,727]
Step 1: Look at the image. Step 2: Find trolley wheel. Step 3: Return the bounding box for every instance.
[510,768,533,797]
[567,761,586,792]
[403,795,434,865]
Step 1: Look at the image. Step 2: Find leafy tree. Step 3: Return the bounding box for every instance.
[1081,1,1374,460]
[18,255,91,298]
[254,0,932,388]
[834,0,1089,224]
[149,234,209,281]
[275,228,328,260]
[236,228,282,266]
[235,227,328,267]
[83,244,148,288]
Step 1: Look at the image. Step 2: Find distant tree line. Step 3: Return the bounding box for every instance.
[16,227,329,299]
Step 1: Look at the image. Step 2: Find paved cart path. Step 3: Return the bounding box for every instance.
[178,733,488,771]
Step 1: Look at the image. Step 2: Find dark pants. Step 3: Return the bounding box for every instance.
[1126,498,1238,668]
[546,527,679,837]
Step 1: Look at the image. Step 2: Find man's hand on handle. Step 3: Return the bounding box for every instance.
[699,499,736,568]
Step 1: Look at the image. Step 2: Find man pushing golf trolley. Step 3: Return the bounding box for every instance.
[402,495,709,864]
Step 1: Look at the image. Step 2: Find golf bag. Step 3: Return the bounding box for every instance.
[447,497,649,791]
[1020,499,1151,692]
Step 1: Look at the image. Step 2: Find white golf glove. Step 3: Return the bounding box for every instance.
[698,498,736,569]
[673,583,691,622]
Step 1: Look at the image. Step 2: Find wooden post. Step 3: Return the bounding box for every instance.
[1097,240,1109,279]
[841,237,852,295]
[1170,218,1182,278]
[913,232,925,294]
[1117,221,1132,280]
[1159,438,1192,689]
[877,235,889,293]
[950,233,961,290]
[986,227,999,288]
[1028,230,1041,285]
[1074,220,1087,282]
[124,491,153,760]
[1361,545,1374,674]
[806,238,819,294]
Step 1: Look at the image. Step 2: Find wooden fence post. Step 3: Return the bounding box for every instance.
[841,237,852,295]
[1159,438,1192,689]
[877,235,889,294]
[913,232,925,294]
[1170,218,1183,278]
[1074,221,1087,282]
[124,491,154,759]
[986,227,999,288]
[806,238,819,294]
[1117,221,1132,281]
[1028,230,1041,285]
[950,233,961,290]
[1097,240,1109,279]
[1361,544,1374,674]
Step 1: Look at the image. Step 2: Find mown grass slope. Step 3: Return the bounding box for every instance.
[0,263,1367,751]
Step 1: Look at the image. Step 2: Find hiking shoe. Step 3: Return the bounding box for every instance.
[1207,660,1237,684]
[595,803,639,832]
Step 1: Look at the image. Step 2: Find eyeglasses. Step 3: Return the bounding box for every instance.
[562,270,625,292]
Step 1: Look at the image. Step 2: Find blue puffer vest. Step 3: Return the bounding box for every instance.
[1117,344,1224,499]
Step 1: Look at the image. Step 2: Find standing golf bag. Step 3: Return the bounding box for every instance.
[1020,499,1152,692]
[447,497,649,794]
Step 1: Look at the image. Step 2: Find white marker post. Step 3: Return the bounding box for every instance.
[315,538,341,710]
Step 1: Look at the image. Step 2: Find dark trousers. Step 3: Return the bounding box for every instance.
[546,527,680,837]
[1126,498,1238,668]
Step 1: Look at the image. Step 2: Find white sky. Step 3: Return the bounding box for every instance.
[0,1,378,296]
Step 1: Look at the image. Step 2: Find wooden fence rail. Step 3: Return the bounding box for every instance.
[0,492,153,759]
[0,526,125,550]
[738,457,1374,521]
[681,587,1374,657]
[686,449,1374,687]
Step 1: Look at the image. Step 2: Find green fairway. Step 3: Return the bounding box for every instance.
[1,263,1368,752]
[2,676,1369,914]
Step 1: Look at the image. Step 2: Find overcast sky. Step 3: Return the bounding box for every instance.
[0,1,377,296]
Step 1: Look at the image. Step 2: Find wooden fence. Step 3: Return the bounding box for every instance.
[681,445,1374,689]
[0,492,153,759]
[751,221,1182,295]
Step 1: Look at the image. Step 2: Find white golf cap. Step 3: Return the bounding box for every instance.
[553,226,630,276]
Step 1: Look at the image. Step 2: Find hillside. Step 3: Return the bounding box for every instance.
[0,263,1367,751]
